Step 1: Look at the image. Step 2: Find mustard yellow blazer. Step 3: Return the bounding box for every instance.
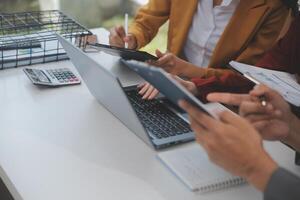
[129,0,289,78]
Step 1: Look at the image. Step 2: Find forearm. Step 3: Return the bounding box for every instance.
[179,61,206,78]
[177,60,234,78]
[245,153,278,192]
[129,0,170,49]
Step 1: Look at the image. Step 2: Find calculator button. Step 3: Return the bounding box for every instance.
[35,70,50,83]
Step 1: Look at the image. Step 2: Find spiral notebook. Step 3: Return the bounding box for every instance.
[158,144,247,193]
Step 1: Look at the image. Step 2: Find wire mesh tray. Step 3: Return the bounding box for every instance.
[0,10,92,69]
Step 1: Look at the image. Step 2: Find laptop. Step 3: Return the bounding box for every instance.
[57,35,194,150]
[121,59,231,120]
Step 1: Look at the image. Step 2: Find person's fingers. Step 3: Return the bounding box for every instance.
[142,85,156,99]
[124,34,137,49]
[189,117,210,146]
[137,82,146,89]
[172,76,196,92]
[109,33,123,46]
[146,60,156,65]
[250,84,280,101]
[155,49,164,58]
[161,65,175,73]
[139,83,151,95]
[206,93,251,106]
[148,89,159,100]
[110,27,122,38]
[116,26,126,38]
[179,100,221,131]
[218,111,244,127]
[124,36,129,43]
[124,35,134,43]
[274,109,283,117]
[123,36,132,46]
[155,54,173,67]
[245,113,278,123]
[254,120,290,140]
[109,27,118,36]
[144,88,158,100]
[109,27,124,46]
[252,120,269,132]
[184,107,234,156]
[156,53,175,68]
[138,83,159,100]
[250,84,269,96]
[239,101,274,117]
[172,75,186,86]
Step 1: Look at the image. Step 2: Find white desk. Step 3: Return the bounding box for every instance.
[0,29,300,200]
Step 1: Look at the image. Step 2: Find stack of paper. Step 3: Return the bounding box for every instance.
[230,61,300,107]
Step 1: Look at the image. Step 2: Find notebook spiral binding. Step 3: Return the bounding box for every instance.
[197,177,247,193]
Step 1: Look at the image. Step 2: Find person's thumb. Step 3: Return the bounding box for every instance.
[116,26,126,37]
[155,49,164,58]
[172,75,188,87]
[250,85,280,102]
[124,35,137,49]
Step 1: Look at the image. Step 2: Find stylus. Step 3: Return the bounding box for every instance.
[124,13,129,49]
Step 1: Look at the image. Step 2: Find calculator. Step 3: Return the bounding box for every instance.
[24,68,81,86]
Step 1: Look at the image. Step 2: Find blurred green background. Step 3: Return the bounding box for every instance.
[1,0,167,54]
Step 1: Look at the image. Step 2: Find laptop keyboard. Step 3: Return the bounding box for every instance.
[126,89,192,139]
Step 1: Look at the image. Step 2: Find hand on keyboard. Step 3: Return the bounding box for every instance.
[138,82,160,100]
[138,76,198,100]
[127,89,192,139]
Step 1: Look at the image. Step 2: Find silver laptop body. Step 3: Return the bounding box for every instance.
[57,35,194,149]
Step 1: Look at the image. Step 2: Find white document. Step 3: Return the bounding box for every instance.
[157,144,246,192]
[230,61,300,107]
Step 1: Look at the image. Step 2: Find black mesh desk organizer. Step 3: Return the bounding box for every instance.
[0,10,92,69]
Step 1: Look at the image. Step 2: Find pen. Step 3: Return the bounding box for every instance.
[244,73,260,85]
[259,95,267,107]
[124,13,129,49]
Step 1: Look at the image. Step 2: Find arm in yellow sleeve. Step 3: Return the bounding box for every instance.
[128,0,171,49]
